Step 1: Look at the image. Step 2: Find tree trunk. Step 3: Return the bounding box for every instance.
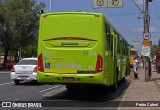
[3,47,9,69]
[14,44,20,63]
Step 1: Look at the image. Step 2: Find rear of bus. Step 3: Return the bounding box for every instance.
[37,12,106,86]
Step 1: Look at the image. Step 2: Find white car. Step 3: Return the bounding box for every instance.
[10,58,37,85]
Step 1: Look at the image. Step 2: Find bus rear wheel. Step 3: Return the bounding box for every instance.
[112,81,118,91]
[66,85,81,91]
[112,67,119,91]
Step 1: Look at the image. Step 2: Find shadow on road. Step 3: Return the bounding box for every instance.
[14,81,45,86]
[42,79,130,102]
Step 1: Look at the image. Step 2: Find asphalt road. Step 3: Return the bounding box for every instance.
[0,71,131,109]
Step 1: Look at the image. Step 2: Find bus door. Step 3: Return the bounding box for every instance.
[106,32,114,85]
[113,33,118,83]
[127,45,131,75]
[123,41,127,77]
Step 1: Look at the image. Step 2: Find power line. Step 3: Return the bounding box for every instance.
[131,0,144,13]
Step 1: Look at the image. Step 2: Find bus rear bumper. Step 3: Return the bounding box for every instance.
[37,71,106,85]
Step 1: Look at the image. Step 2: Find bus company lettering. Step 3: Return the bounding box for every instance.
[83,50,97,56]
[47,57,64,60]
[61,42,78,46]
[43,51,56,56]
[56,62,82,69]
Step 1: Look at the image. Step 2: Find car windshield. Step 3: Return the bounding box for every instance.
[17,60,37,65]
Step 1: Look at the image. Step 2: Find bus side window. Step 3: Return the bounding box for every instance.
[120,40,122,54]
[105,25,110,51]
[125,42,127,56]
[110,33,113,57]
[123,40,125,55]
[114,34,117,55]
[117,35,120,54]
[127,45,129,57]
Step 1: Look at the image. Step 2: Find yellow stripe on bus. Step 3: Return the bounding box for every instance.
[44,69,77,73]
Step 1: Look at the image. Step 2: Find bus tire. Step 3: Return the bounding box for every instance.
[66,85,80,91]
[111,67,119,91]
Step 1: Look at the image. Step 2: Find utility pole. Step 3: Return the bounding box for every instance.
[144,0,149,33]
[143,0,151,82]
[132,0,152,81]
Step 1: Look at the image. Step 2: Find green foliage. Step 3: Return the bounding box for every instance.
[151,44,160,59]
[22,36,38,57]
[0,3,5,24]
[0,0,45,59]
[22,44,37,58]
[7,0,45,48]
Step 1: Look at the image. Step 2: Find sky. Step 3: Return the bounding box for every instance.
[36,0,160,54]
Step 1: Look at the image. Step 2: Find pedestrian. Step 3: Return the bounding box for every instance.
[133,57,139,79]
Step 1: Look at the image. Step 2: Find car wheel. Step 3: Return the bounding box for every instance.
[14,80,20,85]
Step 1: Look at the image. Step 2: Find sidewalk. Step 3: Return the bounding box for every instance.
[118,67,160,110]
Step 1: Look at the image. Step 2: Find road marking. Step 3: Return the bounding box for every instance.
[39,86,59,93]
[0,82,14,86]
[42,86,66,97]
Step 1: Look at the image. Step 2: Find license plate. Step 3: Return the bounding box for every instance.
[64,77,75,82]
[20,76,28,80]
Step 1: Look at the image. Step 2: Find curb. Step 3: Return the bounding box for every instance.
[117,80,134,110]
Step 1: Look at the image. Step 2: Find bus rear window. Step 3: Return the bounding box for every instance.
[41,14,103,41]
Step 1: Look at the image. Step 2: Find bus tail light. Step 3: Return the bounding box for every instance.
[95,54,103,73]
[38,53,44,72]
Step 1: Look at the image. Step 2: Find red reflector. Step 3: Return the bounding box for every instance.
[95,54,103,73]
[38,53,44,72]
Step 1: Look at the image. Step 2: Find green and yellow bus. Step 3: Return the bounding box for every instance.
[37,12,130,90]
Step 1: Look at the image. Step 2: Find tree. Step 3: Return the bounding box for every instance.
[0,0,45,69]
[6,0,45,62]
[151,40,160,59]
[0,3,5,24]
[0,1,12,69]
